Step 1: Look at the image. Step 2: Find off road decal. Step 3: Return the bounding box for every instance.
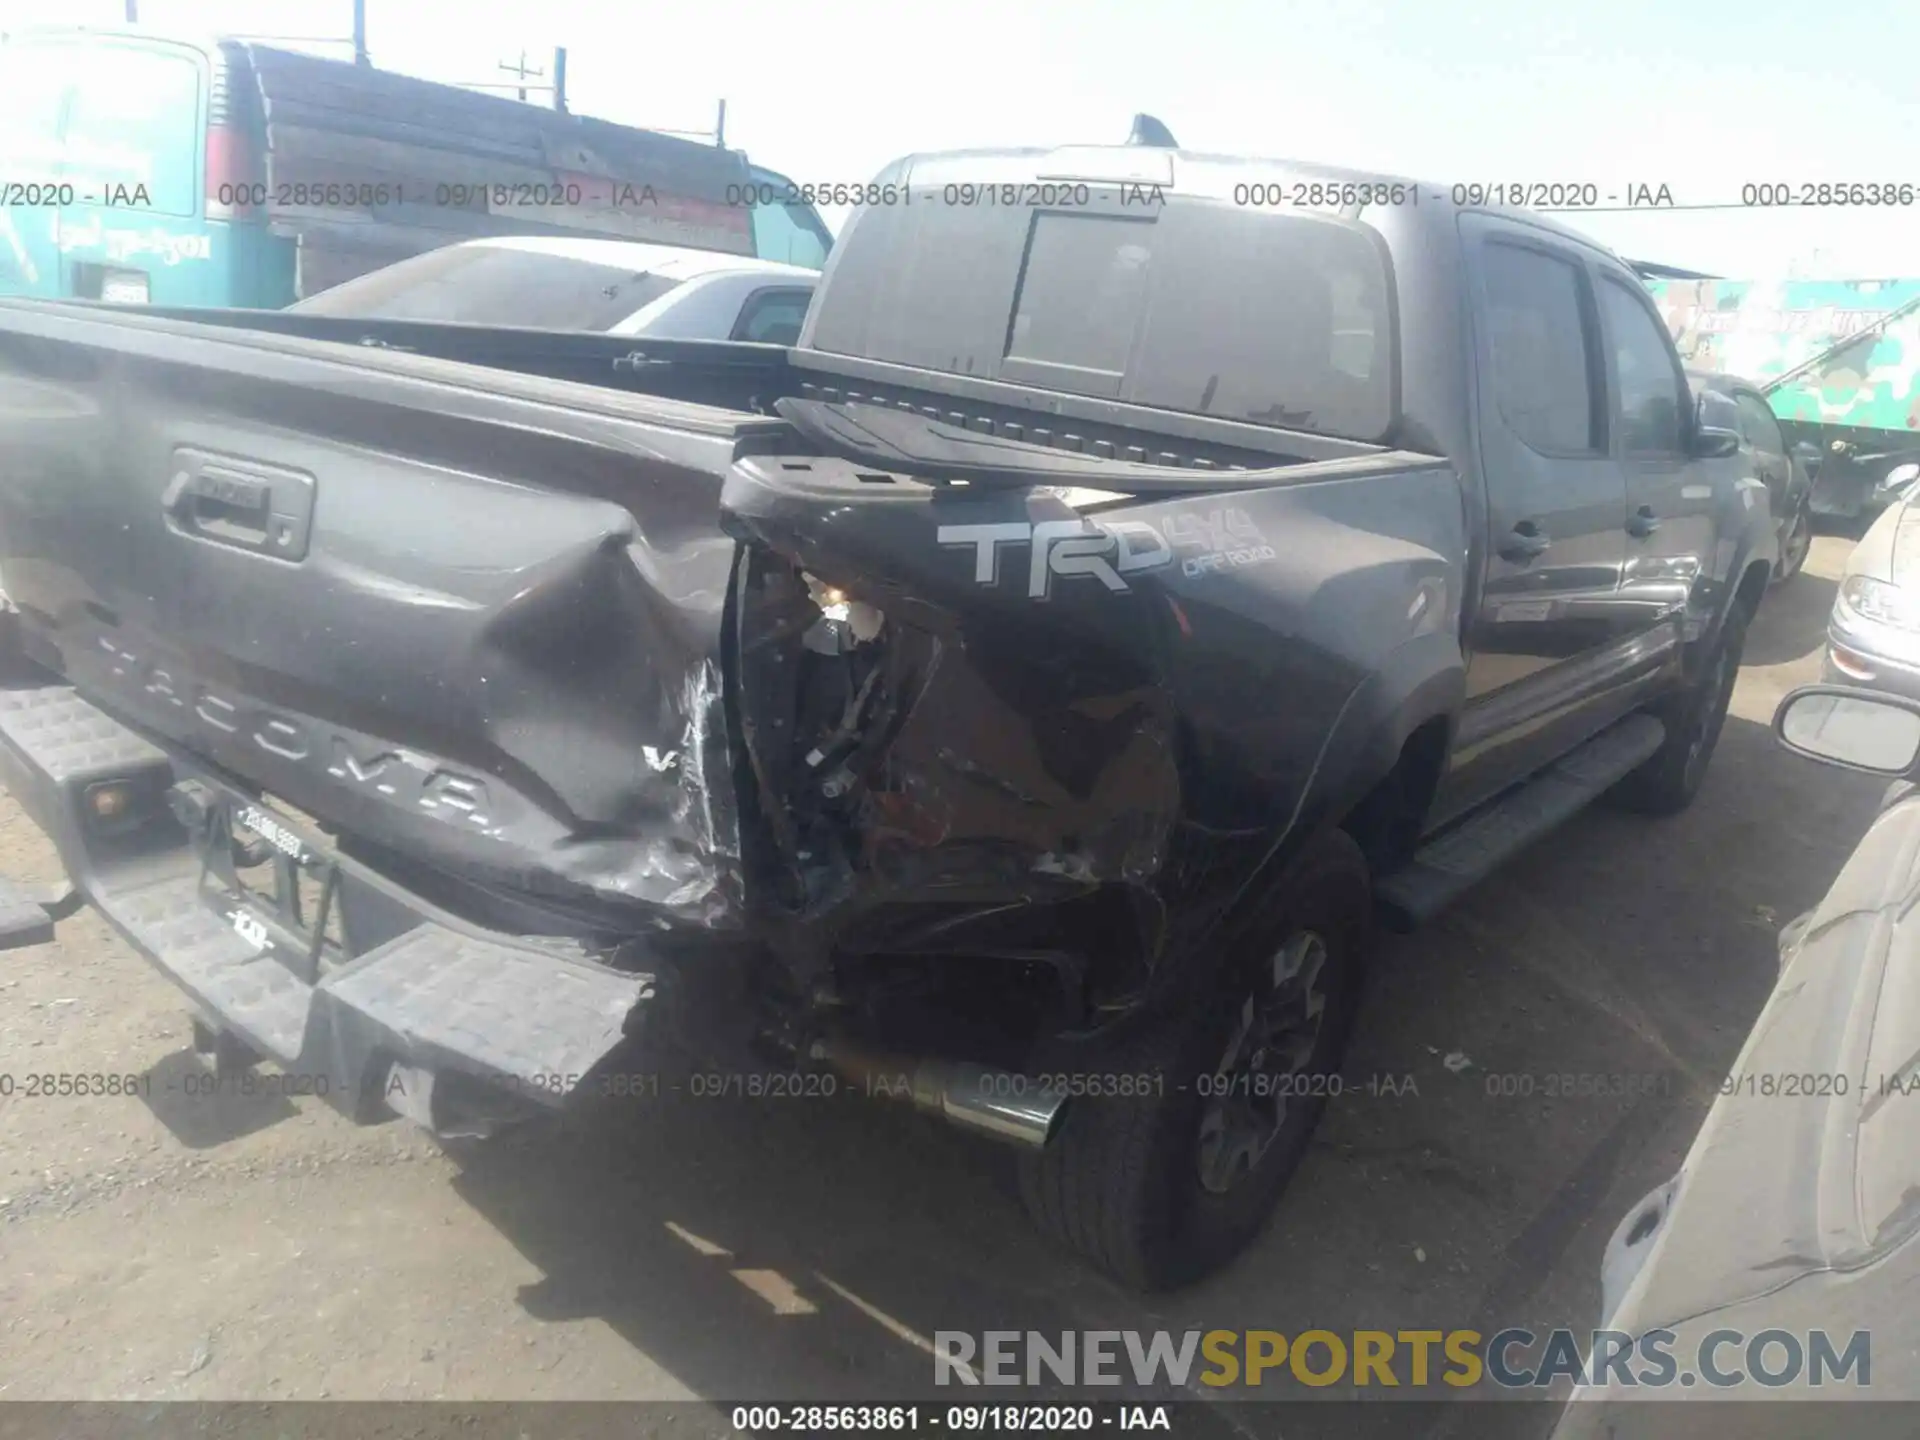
[937,507,1275,599]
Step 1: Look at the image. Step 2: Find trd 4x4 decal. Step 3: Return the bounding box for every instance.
[937,507,1275,598]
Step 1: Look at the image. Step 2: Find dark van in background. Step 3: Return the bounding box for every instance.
[0,26,834,309]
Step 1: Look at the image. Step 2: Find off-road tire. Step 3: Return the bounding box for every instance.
[1609,603,1749,816]
[1016,829,1371,1290]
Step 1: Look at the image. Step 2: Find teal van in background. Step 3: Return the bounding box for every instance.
[0,30,292,306]
[0,27,832,309]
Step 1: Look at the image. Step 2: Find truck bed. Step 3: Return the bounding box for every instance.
[0,297,1465,1019]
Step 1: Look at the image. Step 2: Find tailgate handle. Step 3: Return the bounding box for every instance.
[163,452,315,561]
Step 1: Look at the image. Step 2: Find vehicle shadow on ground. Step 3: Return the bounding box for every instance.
[139,1045,300,1148]
[436,707,1884,1440]
[1744,571,1838,668]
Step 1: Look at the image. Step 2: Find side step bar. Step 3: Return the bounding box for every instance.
[1375,713,1667,929]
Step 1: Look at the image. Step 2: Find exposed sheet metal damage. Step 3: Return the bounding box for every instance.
[715,442,1464,1029]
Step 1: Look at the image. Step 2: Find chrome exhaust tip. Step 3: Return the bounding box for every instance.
[810,1039,1065,1150]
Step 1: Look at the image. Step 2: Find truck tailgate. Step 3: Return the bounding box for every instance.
[0,300,776,932]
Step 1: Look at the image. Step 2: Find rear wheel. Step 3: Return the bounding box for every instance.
[1016,829,1370,1290]
[1610,603,1748,816]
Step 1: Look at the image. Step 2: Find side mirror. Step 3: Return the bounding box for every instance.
[1691,389,1742,460]
[1774,685,1920,776]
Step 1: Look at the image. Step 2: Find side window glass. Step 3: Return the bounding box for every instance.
[1737,393,1785,454]
[751,202,829,268]
[1480,241,1600,455]
[746,170,831,269]
[734,287,812,345]
[1599,278,1687,455]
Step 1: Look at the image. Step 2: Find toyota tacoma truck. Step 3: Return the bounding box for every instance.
[0,139,1775,1289]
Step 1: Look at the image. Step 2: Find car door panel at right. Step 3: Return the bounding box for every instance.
[1597,272,1719,642]
[1436,218,1635,823]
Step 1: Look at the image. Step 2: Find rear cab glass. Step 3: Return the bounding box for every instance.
[289,246,685,330]
[807,166,1396,444]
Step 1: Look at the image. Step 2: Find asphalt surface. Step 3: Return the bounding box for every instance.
[0,536,1886,1435]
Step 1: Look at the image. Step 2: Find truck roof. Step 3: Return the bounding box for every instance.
[887,144,1624,256]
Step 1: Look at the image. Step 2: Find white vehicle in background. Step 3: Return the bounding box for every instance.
[289,235,819,344]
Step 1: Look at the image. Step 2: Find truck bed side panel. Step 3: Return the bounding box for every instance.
[723,453,1468,1012]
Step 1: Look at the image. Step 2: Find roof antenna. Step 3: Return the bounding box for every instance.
[1126,113,1178,148]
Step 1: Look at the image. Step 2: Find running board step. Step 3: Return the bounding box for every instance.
[1375,713,1667,929]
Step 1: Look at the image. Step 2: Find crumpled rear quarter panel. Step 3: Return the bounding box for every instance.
[723,452,1466,1007]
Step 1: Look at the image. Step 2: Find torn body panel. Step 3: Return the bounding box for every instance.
[723,447,1468,1021]
[0,303,757,939]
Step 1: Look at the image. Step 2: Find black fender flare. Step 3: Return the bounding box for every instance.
[1144,626,1465,1014]
[1696,477,1777,659]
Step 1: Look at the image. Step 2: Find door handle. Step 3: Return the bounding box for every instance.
[161,451,315,561]
[1497,521,1551,562]
[1627,505,1661,538]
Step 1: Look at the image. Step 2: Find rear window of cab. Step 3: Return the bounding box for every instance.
[809,190,1395,444]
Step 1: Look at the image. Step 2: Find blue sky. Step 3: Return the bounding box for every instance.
[3,0,1913,278]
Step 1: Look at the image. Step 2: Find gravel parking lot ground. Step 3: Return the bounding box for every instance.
[0,538,1884,1435]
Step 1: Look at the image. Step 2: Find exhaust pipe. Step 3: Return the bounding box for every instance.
[809,1036,1065,1149]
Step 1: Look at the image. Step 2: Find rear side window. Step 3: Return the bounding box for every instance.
[1481,241,1599,455]
[60,44,203,217]
[1599,277,1687,455]
[811,195,1396,442]
[1735,392,1786,454]
[291,246,685,329]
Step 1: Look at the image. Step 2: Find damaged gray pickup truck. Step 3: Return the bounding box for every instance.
[0,143,1775,1289]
